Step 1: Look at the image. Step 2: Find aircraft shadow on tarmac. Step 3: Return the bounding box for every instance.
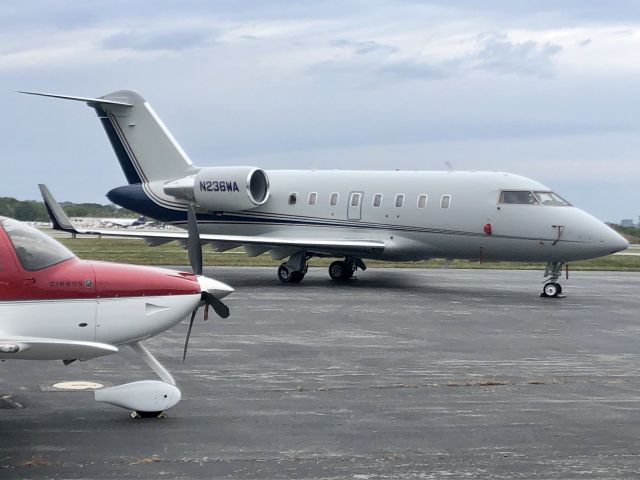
[203,267,542,304]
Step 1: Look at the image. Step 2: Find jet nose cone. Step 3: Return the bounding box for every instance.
[196,275,234,300]
[606,229,629,254]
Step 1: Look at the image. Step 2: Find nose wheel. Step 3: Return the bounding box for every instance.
[541,261,565,298]
[541,282,562,298]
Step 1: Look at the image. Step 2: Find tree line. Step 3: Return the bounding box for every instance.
[0,196,137,222]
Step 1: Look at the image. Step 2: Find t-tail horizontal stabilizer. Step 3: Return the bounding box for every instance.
[18,91,133,107]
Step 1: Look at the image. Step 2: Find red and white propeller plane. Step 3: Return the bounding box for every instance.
[0,185,233,417]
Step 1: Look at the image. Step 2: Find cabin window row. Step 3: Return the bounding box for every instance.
[289,192,452,209]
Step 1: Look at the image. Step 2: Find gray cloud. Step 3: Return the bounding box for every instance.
[331,39,398,56]
[103,28,215,51]
[467,34,563,77]
[313,33,563,83]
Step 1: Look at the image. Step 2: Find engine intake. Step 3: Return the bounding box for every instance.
[163,166,270,212]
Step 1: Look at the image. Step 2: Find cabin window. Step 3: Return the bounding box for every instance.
[440,195,451,208]
[417,194,427,209]
[308,192,317,205]
[288,192,298,205]
[373,194,382,207]
[499,190,538,205]
[533,191,571,206]
[330,193,339,206]
[395,194,404,208]
[351,193,361,207]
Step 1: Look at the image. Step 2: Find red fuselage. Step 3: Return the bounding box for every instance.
[0,218,200,301]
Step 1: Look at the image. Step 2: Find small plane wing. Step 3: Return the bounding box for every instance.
[0,336,118,361]
[39,184,386,257]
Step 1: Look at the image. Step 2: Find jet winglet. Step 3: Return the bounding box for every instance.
[38,184,78,233]
[18,91,133,107]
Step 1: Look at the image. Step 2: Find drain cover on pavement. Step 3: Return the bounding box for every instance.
[51,381,104,391]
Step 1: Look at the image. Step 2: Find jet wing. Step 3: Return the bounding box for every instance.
[39,184,386,257]
[0,337,118,361]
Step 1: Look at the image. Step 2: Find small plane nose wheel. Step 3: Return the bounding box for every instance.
[541,282,562,298]
[131,410,166,419]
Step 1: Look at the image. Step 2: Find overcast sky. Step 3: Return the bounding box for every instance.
[3,0,640,222]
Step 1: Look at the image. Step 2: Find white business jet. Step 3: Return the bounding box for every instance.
[21,90,628,297]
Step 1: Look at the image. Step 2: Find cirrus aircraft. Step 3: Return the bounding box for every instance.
[0,189,232,417]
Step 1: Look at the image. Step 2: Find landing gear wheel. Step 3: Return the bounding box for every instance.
[289,271,305,283]
[329,261,354,280]
[541,282,561,298]
[278,264,292,283]
[329,261,345,281]
[278,264,305,283]
[131,410,165,419]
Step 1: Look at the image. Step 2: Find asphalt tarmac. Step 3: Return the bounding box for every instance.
[1,267,639,479]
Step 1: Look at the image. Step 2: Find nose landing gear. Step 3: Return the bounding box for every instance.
[541,261,565,298]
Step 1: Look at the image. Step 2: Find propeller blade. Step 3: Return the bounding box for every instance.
[203,292,230,319]
[186,203,203,276]
[182,308,198,362]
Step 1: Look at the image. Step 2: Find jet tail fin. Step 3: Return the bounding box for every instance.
[22,90,195,185]
[38,184,78,234]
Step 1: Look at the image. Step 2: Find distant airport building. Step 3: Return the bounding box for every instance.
[621,219,636,227]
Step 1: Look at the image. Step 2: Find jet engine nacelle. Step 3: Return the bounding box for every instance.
[163,166,270,212]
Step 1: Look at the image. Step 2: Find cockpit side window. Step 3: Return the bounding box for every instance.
[533,191,571,206]
[499,191,538,205]
[3,218,75,271]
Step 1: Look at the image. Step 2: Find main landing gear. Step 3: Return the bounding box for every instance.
[278,251,309,284]
[328,257,366,281]
[277,254,367,283]
[541,261,565,298]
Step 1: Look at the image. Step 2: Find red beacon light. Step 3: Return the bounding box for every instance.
[483,223,492,235]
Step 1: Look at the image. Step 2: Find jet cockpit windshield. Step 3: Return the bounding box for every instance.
[533,191,571,206]
[499,190,571,206]
[1,218,75,271]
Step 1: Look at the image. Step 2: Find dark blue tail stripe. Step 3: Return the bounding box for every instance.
[94,106,142,185]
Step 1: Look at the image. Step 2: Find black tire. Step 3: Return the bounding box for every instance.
[290,271,305,283]
[278,264,292,283]
[542,282,560,297]
[329,261,344,280]
[341,263,355,279]
[135,411,164,418]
